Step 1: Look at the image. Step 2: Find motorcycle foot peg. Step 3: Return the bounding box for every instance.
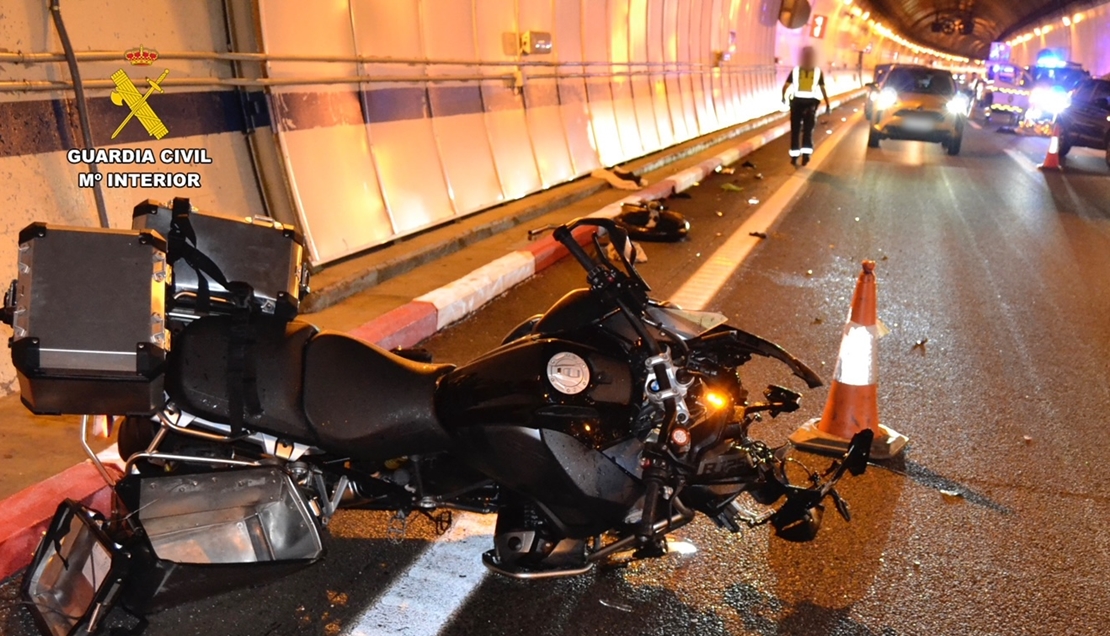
[633,538,667,559]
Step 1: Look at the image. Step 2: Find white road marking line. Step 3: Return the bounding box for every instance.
[344,513,497,636]
[669,112,863,311]
[1005,148,1040,173]
[968,119,982,130]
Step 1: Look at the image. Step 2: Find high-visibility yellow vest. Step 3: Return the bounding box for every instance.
[790,66,823,99]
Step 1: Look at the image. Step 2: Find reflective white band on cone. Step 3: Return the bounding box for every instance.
[833,322,879,386]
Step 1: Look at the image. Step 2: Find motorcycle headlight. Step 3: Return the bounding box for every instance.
[946,93,971,115]
[1030,87,1070,114]
[875,88,899,111]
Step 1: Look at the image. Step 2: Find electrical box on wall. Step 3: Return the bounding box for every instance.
[520,31,552,55]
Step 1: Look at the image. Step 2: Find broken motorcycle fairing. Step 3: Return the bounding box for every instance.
[13,212,868,634]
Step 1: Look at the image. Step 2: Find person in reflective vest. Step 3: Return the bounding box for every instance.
[781,46,831,166]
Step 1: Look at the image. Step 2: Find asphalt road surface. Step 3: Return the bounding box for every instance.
[4,112,1110,636]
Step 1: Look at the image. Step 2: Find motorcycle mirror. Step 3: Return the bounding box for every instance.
[845,429,874,476]
[773,501,824,542]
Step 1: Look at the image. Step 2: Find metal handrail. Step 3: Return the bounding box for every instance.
[0,49,763,70]
[0,65,780,93]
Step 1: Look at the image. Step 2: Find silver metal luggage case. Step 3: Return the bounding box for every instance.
[132,198,308,320]
[6,223,170,415]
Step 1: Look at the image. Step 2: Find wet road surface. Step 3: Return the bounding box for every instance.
[4,113,1110,636]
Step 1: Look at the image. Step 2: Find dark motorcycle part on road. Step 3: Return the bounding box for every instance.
[614,200,691,242]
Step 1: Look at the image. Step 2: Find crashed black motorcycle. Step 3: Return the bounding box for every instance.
[11,208,868,636]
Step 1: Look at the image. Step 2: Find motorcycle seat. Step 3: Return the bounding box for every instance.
[166,316,319,443]
[302,332,454,461]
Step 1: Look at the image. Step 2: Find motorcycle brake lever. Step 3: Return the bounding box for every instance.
[527,223,558,239]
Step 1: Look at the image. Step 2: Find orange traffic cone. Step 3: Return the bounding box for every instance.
[789,260,908,460]
[1038,123,1064,171]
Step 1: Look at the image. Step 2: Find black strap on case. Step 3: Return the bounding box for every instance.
[224,282,262,437]
[167,198,230,314]
[166,198,262,436]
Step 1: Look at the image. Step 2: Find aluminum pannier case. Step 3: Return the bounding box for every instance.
[5,223,170,416]
[132,198,308,320]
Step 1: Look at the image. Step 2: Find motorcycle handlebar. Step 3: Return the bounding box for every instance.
[552,218,641,285]
[552,225,601,277]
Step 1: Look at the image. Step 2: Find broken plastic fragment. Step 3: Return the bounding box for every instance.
[600,599,633,612]
[748,197,760,205]
[876,319,891,338]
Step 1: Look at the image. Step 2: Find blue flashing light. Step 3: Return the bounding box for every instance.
[1035,52,1067,69]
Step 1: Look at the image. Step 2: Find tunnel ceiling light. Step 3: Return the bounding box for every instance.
[1072,12,1084,23]
[1062,16,1071,26]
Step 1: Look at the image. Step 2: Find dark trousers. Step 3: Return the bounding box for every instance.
[789,97,820,157]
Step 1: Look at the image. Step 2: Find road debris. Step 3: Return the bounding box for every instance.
[940,488,964,499]
[806,269,814,276]
[741,160,756,169]
[749,231,767,239]
[912,338,928,352]
[716,211,723,217]
[748,197,760,205]
[1023,435,1033,444]
[721,183,743,192]
[716,166,736,174]
[590,168,644,190]
[600,599,633,613]
[755,173,765,179]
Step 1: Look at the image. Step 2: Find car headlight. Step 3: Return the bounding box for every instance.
[875,88,898,111]
[946,93,970,115]
[1030,87,1070,114]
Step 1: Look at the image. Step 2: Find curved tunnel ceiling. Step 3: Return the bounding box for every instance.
[865,0,1080,58]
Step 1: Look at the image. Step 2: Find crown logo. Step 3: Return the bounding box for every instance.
[125,45,158,66]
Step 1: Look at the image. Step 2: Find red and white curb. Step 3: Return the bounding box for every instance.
[0,92,862,583]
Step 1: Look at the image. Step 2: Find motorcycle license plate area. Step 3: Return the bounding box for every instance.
[115,467,324,613]
[21,501,126,636]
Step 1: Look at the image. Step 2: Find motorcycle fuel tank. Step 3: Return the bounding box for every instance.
[436,337,642,536]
